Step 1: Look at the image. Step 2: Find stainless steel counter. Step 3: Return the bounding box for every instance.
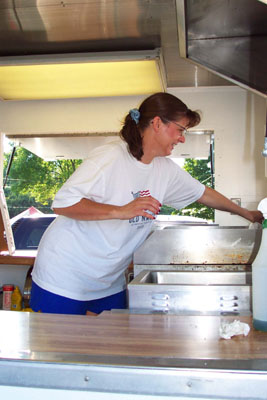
[1,311,267,399]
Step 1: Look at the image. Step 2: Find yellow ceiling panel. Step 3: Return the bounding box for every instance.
[0,59,164,100]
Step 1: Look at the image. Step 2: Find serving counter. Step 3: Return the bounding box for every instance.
[1,310,267,399]
[1,225,266,399]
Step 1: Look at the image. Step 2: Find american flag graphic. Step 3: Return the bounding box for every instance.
[131,189,154,217]
[131,190,151,199]
[139,190,151,198]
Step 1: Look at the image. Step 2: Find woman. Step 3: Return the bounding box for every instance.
[30,92,263,315]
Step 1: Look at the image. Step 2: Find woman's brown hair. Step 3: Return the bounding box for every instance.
[120,92,201,160]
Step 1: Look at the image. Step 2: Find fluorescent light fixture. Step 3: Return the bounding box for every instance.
[0,50,166,100]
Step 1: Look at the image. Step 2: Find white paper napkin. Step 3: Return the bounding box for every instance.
[219,319,250,340]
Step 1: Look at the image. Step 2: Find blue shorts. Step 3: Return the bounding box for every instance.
[30,281,127,315]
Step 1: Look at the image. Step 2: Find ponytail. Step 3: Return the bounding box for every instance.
[120,92,201,160]
[120,112,144,160]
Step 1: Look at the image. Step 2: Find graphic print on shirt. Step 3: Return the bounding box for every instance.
[129,190,155,227]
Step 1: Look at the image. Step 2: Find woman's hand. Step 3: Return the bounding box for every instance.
[245,210,264,224]
[117,196,161,220]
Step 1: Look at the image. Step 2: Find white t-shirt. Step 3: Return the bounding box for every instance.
[32,140,205,300]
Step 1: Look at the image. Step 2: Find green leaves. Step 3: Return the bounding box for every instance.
[4,146,82,218]
[159,157,214,221]
[174,158,214,221]
[3,145,214,222]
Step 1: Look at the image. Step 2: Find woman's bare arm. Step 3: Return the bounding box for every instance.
[197,187,263,223]
[53,196,161,221]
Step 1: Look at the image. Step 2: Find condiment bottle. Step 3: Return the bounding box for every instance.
[11,286,22,311]
[252,198,267,331]
[3,284,14,310]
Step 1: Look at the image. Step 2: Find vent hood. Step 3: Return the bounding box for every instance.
[0,0,265,98]
[178,0,267,97]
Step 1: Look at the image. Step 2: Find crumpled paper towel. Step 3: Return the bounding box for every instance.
[219,319,250,340]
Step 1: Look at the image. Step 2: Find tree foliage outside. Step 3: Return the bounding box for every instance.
[4,146,82,218]
[3,145,214,221]
[160,157,214,221]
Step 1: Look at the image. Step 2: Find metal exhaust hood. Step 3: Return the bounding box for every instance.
[0,0,265,97]
[177,0,267,98]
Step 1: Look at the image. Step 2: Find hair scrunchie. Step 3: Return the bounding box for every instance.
[130,108,140,124]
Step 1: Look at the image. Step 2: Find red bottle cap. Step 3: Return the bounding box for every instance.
[3,284,14,291]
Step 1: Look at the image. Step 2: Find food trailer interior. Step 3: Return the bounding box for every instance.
[0,1,267,399]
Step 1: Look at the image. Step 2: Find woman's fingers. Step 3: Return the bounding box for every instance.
[119,196,161,220]
[248,210,264,224]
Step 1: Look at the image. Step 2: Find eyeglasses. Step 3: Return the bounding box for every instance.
[164,119,188,135]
